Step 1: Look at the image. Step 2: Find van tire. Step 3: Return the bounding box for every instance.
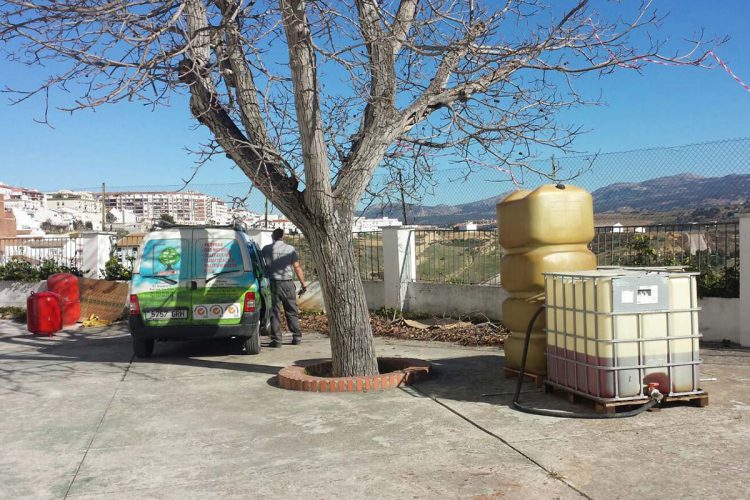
[133,338,155,358]
[259,299,270,336]
[241,328,261,355]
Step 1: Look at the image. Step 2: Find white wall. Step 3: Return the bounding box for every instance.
[699,297,740,344]
[740,217,750,347]
[362,280,385,311]
[81,232,114,279]
[404,282,508,320]
[295,280,385,313]
[382,227,416,310]
[0,281,46,307]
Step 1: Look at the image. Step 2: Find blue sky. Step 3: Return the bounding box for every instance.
[1,1,749,211]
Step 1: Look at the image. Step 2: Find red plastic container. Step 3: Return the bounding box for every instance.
[47,273,80,326]
[61,301,81,327]
[27,291,63,336]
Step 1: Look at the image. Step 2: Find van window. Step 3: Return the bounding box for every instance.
[247,243,266,278]
[197,238,245,275]
[140,239,185,277]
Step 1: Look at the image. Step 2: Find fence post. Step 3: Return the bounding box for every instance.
[740,217,750,347]
[80,232,115,279]
[383,226,416,311]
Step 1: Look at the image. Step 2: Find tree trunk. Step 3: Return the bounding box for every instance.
[304,222,379,377]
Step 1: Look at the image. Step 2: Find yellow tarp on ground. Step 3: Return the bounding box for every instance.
[81,314,112,327]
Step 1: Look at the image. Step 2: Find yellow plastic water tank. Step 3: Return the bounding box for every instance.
[498,184,596,375]
[498,185,594,248]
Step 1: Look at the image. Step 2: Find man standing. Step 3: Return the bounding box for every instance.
[261,228,307,347]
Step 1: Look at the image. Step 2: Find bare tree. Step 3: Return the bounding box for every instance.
[0,0,713,376]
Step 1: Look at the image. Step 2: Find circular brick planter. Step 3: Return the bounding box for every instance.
[277,357,431,392]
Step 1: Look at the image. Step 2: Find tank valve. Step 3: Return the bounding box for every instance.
[647,382,664,403]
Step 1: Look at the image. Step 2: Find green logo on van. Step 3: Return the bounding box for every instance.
[158,247,181,271]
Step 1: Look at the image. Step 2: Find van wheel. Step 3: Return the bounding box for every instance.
[259,301,270,336]
[240,329,261,355]
[133,338,155,358]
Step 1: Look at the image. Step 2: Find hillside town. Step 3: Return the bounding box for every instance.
[0,181,403,240]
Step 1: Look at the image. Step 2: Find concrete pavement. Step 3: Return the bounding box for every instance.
[1,320,748,499]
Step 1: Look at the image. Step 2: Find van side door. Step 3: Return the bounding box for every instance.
[132,230,192,325]
[247,240,272,332]
[191,231,251,326]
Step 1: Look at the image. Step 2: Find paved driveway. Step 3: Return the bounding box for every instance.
[1,320,748,499]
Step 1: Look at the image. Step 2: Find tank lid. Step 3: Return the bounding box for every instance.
[543,268,700,278]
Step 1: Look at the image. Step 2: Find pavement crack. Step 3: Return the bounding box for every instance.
[63,354,135,499]
[410,384,593,500]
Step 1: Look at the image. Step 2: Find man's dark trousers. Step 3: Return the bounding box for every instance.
[270,280,301,343]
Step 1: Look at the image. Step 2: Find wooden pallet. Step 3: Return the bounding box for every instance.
[544,382,708,414]
[503,367,545,388]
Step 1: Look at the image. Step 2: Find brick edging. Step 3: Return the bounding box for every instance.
[277,357,431,392]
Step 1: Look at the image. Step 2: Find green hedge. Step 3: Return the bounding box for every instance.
[0,258,84,282]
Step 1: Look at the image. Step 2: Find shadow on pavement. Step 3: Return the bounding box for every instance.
[412,353,586,413]
[0,323,283,377]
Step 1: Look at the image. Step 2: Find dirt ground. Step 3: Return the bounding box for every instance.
[296,312,510,347]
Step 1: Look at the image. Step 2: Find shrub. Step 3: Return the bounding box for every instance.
[103,254,133,281]
[0,306,27,323]
[0,258,84,282]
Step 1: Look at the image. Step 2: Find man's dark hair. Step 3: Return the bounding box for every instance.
[272,228,284,241]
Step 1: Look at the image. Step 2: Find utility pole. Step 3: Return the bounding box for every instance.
[398,170,408,225]
[264,197,269,228]
[101,182,106,230]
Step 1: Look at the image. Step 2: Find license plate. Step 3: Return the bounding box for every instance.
[144,309,188,320]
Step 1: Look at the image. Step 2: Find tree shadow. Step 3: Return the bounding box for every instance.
[0,323,284,392]
[410,353,587,413]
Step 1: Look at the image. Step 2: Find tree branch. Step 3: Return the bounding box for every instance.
[391,0,419,56]
[280,0,332,222]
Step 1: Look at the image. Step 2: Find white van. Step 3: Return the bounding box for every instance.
[128,226,272,358]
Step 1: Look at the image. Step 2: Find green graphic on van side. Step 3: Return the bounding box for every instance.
[158,247,181,270]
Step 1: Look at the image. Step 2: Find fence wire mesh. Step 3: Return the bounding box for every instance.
[59,137,747,298]
[363,137,750,228]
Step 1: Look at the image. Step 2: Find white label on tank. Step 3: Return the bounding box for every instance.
[636,285,659,304]
[621,290,634,304]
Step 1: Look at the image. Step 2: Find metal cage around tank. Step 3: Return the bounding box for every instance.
[543,269,703,403]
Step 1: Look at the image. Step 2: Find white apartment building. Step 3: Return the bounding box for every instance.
[108,207,140,224]
[47,190,100,215]
[0,183,47,235]
[46,190,103,229]
[229,208,264,226]
[0,183,46,212]
[207,198,230,224]
[266,218,299,233]
[103,191,228,225]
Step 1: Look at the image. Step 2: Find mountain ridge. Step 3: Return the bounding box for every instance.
[359,173,750,225]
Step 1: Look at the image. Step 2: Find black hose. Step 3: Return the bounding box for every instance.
[511,306,659,418]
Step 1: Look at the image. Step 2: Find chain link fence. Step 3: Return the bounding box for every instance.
[364,137,750,228]
[77,137,747,298]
